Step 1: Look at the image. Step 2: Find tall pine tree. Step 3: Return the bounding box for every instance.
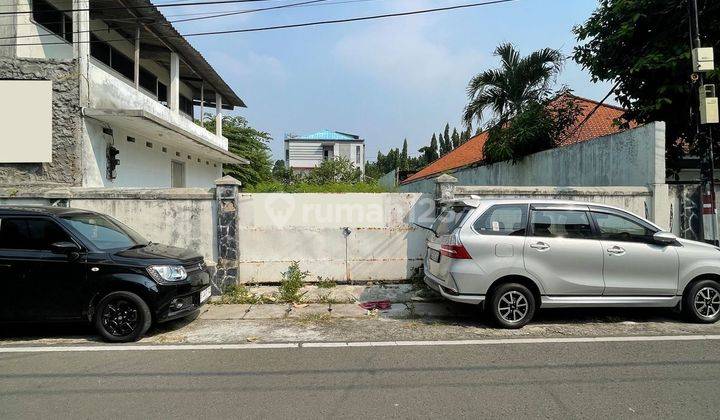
[443,123,451,150]
[451,128,460,149]
[400,139,408,171]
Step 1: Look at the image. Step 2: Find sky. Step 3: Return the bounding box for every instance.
[169,0,614,162]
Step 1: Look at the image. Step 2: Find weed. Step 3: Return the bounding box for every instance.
[409,266,426,290]
[216,284,272,305]
[278,261,309,303]
[316,277,337,288]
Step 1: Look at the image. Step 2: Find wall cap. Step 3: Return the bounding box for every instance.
[435,174,458,184]
[215,175,242,186]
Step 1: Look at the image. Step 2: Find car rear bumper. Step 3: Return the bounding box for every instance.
[424,269,485,305]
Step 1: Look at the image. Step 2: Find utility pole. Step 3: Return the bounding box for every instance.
[688,0,719,244]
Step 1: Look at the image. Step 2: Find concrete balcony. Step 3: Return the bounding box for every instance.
[85,62,241,163]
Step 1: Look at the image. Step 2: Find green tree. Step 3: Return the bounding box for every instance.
[451,128,460,149]
[438,132,448,156]
[272,159,295,184]
[400,139,409,171]
[306,156,362,184]
[204,115,272,187]
[463,43,564,128]
[444,123,451,150]
[425,133,439,162]
[573,0,720,162]
[483,95,581,164]
[460,126,472,144]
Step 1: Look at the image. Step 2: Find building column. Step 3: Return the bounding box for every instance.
[169,52,180,113]
[0,0,17,57]
[215,93,223,137]
[650,183,671,231]
[213,175,241,293]
[73,0,90,106]
[134,26,140,90]
[199,82,205,124]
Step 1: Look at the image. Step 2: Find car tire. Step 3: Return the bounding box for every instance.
[683,280,720,324]
[489,283,536,329]
[94,291,152,343]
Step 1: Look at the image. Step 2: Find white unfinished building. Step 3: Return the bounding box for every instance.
[284,130,365,175]
[0,0,247,188]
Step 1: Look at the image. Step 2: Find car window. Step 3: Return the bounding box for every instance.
[61,214,143,251]
[431,205,471,236]
[592,212,655,242]
[0,218,71,250]
[530,210,593,239]
[474,204,528,236]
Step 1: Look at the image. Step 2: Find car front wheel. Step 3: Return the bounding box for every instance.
[489,283,536,329]
[684,280,720,323]
[94,291,152,342]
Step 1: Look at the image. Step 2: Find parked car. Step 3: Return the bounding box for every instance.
[0,206,211,342]
[422,199,720,328]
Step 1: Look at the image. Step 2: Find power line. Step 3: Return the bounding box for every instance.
[171,0,378,22]
[564,80,621,142]
[0,0,330,39]
[0,0,280,16]
[4,0,518,46]
[0,0,384,26]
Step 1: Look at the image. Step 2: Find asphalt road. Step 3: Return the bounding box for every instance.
[1,339,718,419]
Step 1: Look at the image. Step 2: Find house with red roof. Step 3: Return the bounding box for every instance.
[401,94,633,186]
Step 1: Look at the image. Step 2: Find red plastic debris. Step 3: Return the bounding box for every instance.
[359,300,392,310]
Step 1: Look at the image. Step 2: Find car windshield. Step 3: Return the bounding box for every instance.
[431,205,471,236]
[60,213,148,251]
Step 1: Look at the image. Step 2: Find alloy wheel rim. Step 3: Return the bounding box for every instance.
[101,299,140,337]
[694,287,720,319]
[498,291,529,323]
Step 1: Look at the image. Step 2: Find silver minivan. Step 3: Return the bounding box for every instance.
[423,199,720,328]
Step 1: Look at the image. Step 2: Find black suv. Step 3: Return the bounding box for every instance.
[0,206,211,342]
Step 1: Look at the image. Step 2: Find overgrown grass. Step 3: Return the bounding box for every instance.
[245,181,392,193]
[216,284,274,305]
[278,261,309,303]
[316,277,337,288]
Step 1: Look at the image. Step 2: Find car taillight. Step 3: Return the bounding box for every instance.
[440,234,471,259]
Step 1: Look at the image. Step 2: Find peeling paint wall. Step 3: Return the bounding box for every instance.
[0,188,217,261]
[401,123,666,193]
[454,186,653,221]
[236,193,435,283]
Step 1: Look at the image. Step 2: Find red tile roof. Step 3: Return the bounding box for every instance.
[402,94,632,184]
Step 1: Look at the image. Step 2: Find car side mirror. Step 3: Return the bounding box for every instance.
[50,241,81,254]
[653,231,678,245]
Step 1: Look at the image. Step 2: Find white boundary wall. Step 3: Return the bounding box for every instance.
[400,123,666,194]
[236,193,435,283]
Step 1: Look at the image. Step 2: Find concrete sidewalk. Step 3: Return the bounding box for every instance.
[202,301,470,320]
[4,302,720,347]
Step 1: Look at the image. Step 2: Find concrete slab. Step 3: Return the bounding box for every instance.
[327,304,369,318]
[243,304,292,320]
[286,304,334,318]
[200,304,252,320]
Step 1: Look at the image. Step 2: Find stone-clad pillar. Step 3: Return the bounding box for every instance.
[213,175,241,293]
[434,174,458,215]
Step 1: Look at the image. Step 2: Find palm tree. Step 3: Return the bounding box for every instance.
[463,43,564,128]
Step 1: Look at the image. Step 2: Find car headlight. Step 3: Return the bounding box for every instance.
[147,265,188,284]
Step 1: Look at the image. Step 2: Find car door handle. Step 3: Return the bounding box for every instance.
[530,242,550,251]
[607,246,626,255]
[0,263,11,268]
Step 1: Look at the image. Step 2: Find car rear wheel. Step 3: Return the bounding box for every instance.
[489,283,536,329]
[94,291,152,342]
[683,280,720,324]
